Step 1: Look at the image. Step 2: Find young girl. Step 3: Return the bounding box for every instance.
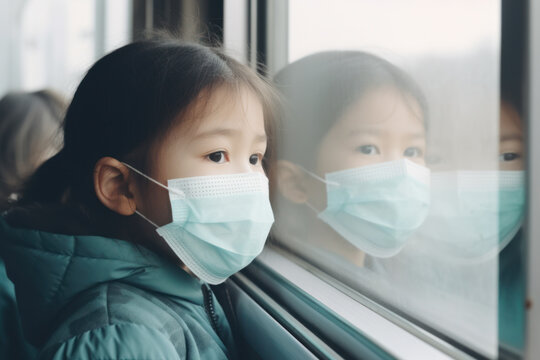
[0,37,276,359]
[272,51,429,267]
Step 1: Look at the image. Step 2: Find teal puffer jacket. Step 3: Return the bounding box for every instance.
[0,209,236,360]
[0,257,37,359]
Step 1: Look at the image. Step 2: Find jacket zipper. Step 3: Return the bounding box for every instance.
[202,284,221,337]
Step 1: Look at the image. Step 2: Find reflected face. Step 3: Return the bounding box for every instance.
[140,86,267,226]
[499,101,524,171]
[290,86,426,265]
[315,86,426,175]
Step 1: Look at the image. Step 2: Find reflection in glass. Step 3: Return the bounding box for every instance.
[497,99,526,353]
[273,51,430,266]
[272,1,502,357]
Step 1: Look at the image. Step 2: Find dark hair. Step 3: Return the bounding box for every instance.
[19,36,277,237]
[0,90,65,210]
[273,51,427,168]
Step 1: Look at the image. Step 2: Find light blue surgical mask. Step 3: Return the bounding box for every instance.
[123,163,274,284]
[416,171,525,261]
[304,159,431,258]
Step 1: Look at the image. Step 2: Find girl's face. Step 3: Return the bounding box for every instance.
[139,86,267,227]
[315,86,426,176]
[279,86,425,266]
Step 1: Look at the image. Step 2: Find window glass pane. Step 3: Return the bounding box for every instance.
[271,1,511,358]
[21,0,96,93]
[0,0,131,97]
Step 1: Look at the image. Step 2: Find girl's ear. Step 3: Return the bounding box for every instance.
[276,160,309,204]
[93,157,137,216]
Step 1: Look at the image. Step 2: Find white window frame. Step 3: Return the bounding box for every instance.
[257,247,471,359]
[525,1,540,359]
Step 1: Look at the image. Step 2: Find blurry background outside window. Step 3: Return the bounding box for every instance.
[0,0,131,97]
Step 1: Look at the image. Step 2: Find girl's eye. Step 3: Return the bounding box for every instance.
[249,154,262,165]
[499,152,520,162]
[356,145,380,155]
[404,147,423,158]
[207,151,228,164]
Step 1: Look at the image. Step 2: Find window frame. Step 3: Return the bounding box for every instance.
[525,0,540,359]
[245,246,464,359]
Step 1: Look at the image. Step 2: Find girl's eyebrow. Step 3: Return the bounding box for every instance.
[406,132,426,140]
[254,134,268,143]
[193,128,235,138]
[500,134,523,142]
[347,129,425,139]
[193,127,267,142]
[346,129,383,137]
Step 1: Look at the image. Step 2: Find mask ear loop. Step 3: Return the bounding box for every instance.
[121,162,185,228]
[134,210,159,228]
[294,165,340,214]
[296,165,340,187]
[304,201,320,215]
[121,162,185,198]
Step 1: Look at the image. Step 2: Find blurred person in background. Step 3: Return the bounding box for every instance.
[0,89,66,359]
[0,90,65,210]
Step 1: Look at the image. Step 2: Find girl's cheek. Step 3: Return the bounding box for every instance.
[414,157,427,166]
[256,166,267,175]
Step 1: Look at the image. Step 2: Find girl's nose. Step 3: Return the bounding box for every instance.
[232,159,255,174]
[383,149,404,162]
